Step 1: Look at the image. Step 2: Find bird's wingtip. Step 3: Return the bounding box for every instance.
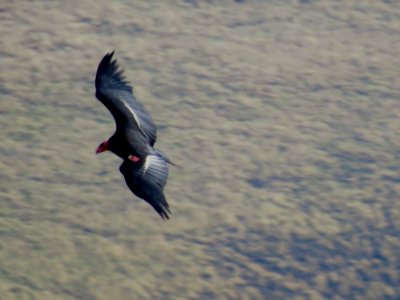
[99,50,115,66]
[155,195,171,220]
[107,49,115,58]
[159,207,171,220]
[95,50,132,93]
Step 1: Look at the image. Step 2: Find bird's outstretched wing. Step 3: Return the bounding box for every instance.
[119,154,170,219]
[95,51,157,146]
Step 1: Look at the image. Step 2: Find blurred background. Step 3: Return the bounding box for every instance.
[1,0,400,299]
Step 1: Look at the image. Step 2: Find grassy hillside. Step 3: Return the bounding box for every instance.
[1,1,400,299]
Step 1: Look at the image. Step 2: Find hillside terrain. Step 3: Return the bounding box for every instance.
[1,1,400,299]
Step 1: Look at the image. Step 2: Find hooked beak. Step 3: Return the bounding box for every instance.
[96,140,109,154]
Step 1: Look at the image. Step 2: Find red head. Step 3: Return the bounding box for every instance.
[96,139,109,154]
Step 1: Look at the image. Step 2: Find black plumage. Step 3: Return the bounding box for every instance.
[120,153,170,220]
[94,51,172,219]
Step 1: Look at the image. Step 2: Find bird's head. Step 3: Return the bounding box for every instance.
[96,139,109,154]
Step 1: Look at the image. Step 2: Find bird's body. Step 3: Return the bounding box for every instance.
[94,51,172,219]
[108,130,150,160]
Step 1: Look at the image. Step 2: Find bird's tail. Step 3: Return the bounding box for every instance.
[155,150,180,167]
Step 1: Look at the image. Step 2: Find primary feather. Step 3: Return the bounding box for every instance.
[95,51,157,146]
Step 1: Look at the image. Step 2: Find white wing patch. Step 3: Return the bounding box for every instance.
[121,100,143,131]
[142,155,169,188]
[143,155,164,173]
[143,155,153,173]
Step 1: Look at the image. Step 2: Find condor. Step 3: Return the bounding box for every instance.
[94,51,173,219]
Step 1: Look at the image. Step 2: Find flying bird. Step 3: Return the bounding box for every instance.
[95,51,172,219]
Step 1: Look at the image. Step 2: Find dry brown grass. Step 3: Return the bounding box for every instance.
[1,0,400,299]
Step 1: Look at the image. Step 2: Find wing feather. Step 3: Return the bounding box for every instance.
[95,51,157,146]
[119,155,170,219]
